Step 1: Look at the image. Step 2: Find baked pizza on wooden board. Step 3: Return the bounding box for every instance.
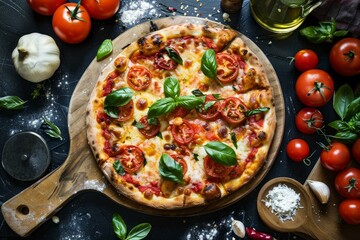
[86,19,282,209]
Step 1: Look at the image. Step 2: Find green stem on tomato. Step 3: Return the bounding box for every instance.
[66,0,85,21]
[344,50,355,62]
[306,81,332,104]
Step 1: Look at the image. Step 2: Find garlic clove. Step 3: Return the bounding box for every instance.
[306,180,330,204]
[232,219,245,238]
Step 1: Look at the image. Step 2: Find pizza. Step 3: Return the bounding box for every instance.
[86,23,276,209]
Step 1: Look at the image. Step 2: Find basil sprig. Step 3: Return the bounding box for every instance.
[159,154,183,183]
[42,117,63,140]
[97,39,113,61]
[245,107,270,117]
[204,141,237,166]
[201,49,217,79]
[104,87,134,118]
[147,77,204,119]
[165,47,183,65]
[0,96,26,110]
[328,84,360,143]
[113,160,125,176]
[300,18,348,43]
[112,213,151,240]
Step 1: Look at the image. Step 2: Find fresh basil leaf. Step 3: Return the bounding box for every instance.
[159,154,183,183]
[97,39,113,61]
[230,132,238,149]
[201,49,217,79]
[191,89,205,97]
[147,117,159,126]
[193,153,199,161]
[126,223,152,240]
[212,93,221,99]
[333,84,353,120]
[329,131,358,144]
[113,160,125,176]
[204,141,237,166]
[104,106,119,119]
[203,101,216,111]
[328,120,350,132]
[164,77,180,98]
[112,213,127,240]
[344,97,360,121]
[165,47,183,65]
[42,117,62,140]
[350,112,360,123]
[319,21,333,34]
[299,27,327,43]
[176,96,204,109]
[0,96,26,110]
[333,30,348,37]
[147,97,176,119]
[245,107,270,117]
[104,87,134,108]
[156,131,163,139]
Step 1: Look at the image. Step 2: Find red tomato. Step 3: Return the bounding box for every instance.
[220,97,246,125]
[168,106,190,119]
[27,0,66,16]
[171,154,188,175]
[117,145,144,173]
[127,66,152,91]
[352,138,360,163]
[329,38,360,76]
[295,69,334,107]
[81,0,120,20]
[116,100,134,122]
[171,119,195,145]
[339,199,360,224]
[52,3,91,44]
[286,138,310,162]
[137,116,160,138]
[335,168,360,199]
[295,108,324,134]
[320,142,351,171]
[216,53,239,83]
[294,49,319,72]
[203,155,233,179]
[197,95,221,120]
[154,48,179,70]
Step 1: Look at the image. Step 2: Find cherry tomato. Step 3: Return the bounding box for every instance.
[286,138,310,162]
[352,138,360,163]
[81,0,120,20]
[329,38,360,76]
[137,116,160,138]
[116,100,134,122]
[295,69,334,107]
[294,49,319,72]
[197,95,221,120]
[295,108,324,134]
[52,3,91,44]
[171,119,195,145]
[27,0,66,16]
[220,97,246,125]
[335,168,360,199]
[320,142,351,171]
[127,66,152,91]
[203,155,233,179]
[171,154,188,175]
[154,48,179,70]
[117,145,144,173]
[339,199,360,224]
[216,53,239,83]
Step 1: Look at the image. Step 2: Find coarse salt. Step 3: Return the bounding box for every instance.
[263,183,302,222]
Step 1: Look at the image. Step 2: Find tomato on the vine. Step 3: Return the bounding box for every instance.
[339,199,360,225]
[320,142,350,171]
[295,69,334,107]
[82,0,120,20]
[329,38,360,76]
[352,138,360,163]
[335,168,360,199]
[52,2,92,44]
[27,0,66,16]
[295,108,324,134]
[294,49,318,72]
[286,138,310,162]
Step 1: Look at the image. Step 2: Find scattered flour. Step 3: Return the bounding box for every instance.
[120,1,159,26]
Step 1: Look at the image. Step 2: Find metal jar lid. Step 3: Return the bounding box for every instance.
[2,131,50,181]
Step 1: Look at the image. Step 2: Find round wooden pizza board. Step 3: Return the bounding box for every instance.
[1,16,285,237]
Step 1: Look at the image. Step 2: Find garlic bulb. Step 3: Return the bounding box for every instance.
[12,33,60,83]
[306,180,330,204]
[232,219,245,238]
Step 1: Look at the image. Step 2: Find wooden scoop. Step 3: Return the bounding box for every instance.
[257,177,328,240]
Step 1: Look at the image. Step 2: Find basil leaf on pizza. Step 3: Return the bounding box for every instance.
[147,97,176,119]
[204,141,237,166]
[159,154,183,183]
[104,87,134,118]
[201,49,217,79]
[165,47,183,65]
[245,107,270,117]
[113,160,125,176]
[176,96,204,109]
[164,77,180,98]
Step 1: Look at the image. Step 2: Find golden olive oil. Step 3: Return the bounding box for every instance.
[250,0,309,33]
